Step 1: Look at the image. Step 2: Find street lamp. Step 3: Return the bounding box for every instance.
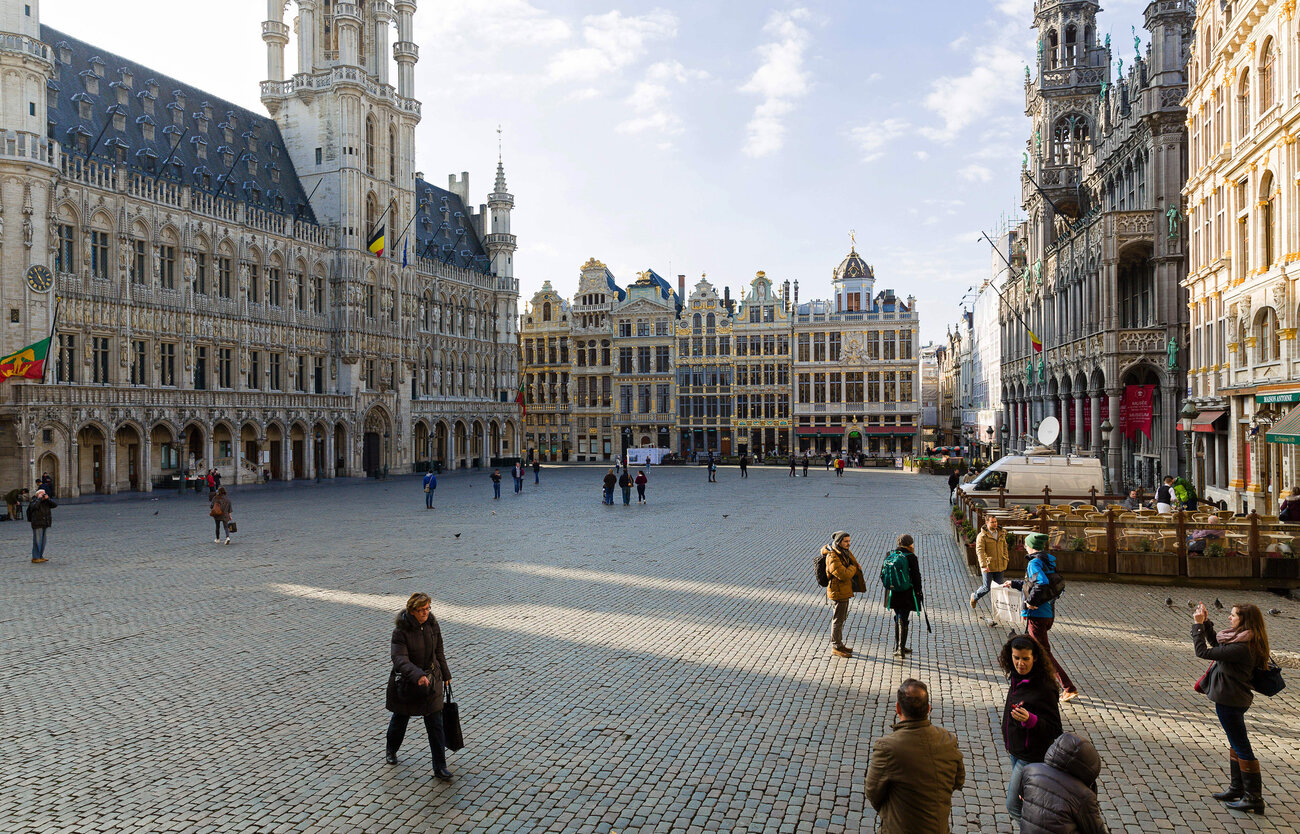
[986,425,994,464]
[1180,400,1198,484]
[1099,418,1113,494]
[383,431,390,480]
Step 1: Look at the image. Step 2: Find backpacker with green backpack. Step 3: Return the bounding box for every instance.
[880,549,916,608]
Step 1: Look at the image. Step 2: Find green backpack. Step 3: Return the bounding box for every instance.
[880,549,913,593]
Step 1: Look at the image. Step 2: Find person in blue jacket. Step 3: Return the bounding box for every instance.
[422,470,436,509]
[1011,533,1078,701]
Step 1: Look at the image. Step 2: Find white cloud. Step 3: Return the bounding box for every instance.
[914,150,930,161]
[847,118,911,163]
[418,0,572,48]
[960,164,994,183]
[919,43,1025,142]
[617,61,708,138]
[739,8,813,158]
[547,9,678,84]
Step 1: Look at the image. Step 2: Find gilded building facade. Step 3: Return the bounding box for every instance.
[1001,0,1191,491]
[568,258,621,461]
[1183,0,1300,513]
[676,277,734,456]
[0,2,520,496]
[612,270,680,454]
[793,249,921,456]
[519,281,572,461]
[732,271,793,459]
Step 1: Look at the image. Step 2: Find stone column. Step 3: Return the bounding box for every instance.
[297,0,316,75]
[140,436,153,493]
[325,429,336,479]
[282,433,292,482]
[69,438,80,498]
[204,430,214,482]
[481,422,489,467]
[1090,390,1102,454]
[1058,394,1070,453]
[233,437,243,486]
[305,432,315,480]
[1074,392,1087,452]
[1107,388,1124,490]
[105,435,117,495]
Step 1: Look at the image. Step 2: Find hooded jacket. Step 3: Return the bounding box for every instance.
[1018,732,1107,834]
[863,717,965,834]
[386,610,451,716]
[823,544,861,602]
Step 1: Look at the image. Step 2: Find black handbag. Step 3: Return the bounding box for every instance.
[442,684,464,751]
[1252,658,1286,697]
[226,521,237,534]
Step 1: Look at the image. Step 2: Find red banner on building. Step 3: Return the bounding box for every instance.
[1120,384,1155,440]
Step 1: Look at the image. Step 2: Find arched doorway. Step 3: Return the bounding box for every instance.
[77,424,108,494]
[114,424,143,492]
[290,423,306,479]
[185,424,205,473]
[36,451,60,496]
[471,420,483,468]
[212,423,233,481]
[151,424,178,488]
[362,407,392,476]
[334,423,348,476]
[1118,365,1163,491]
[454,421,467,469]
[414,421,430,467]
[312,421,329,480]
[490,421,501,460]
[434,422,448,469]
[266,423,284,480]
[241,423,262,481]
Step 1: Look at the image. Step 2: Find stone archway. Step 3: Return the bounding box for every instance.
[362,407,392,476]
[334,423,348,477]
[36,451,60,497]
[266,423,285,480]
[114,423,144,492]
[453,421,467,469]
[435,422,449,469]
[77,423,109,495]
[414,421,431,467]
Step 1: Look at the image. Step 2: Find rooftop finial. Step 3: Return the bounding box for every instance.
[497,124,502,161]
[850,228,857,250]
[493,126,509,194]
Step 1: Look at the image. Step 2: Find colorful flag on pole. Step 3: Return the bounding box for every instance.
[367,225,386,258]
[0,336,52,382]
[1028,328,1042,353]
[516,380,527,417]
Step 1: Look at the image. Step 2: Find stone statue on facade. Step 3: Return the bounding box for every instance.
[1166,204,1180,239]
[1166,336,1177,371]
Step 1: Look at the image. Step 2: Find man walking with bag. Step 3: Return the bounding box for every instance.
[1013,532,1078,701]
[423,469,437,509]
[864,679,965,833]
[970,515,1008,609]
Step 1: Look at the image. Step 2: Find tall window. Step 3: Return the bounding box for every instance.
[130,339,147,385]
[1238,71,1251,136]
[267,267,282,306]
[1261,173,1277,268]
[194,253,207,294]
[248,351,261,389]
[883,331,896,360]
[131,238,147,284]
[1260,41,1276,114]
[56,334,77,382]
[269,353,281,390]
[813,334,826,362]
[797,333,810,362]
[159,342,176,386]
[217,347,233,388]
[91,336,110,383]
[312,276,324,313]
[218,256,232,297]
[91,230,110,279]
[365,116,375,176]
[56,224,75,273]
[158,244,175,289]
[1257,308,1281,363]
[829,332,841,361]
[388,126,397,183]
[194,346,207,390]
[248,264,261,304]
[899,329,913,359]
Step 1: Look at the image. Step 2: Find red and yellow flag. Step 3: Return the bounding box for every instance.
[367,225,386,258]
[1028,329,1042,353]
[0,336,52,382]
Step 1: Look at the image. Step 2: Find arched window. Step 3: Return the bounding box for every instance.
[365,115,375,176]
[1047,29,1059,70]
[706,312,715,330]
[366,194,378,240]
[388,125,397,183]
[1256,307,1281,362]
[1238,71,1251,135]
[692,313,702,331]
[1260,172,1277,268]
[1260,39,1276,114]
[543,301,551,321]
[1064,25,1078,65]
[1052,115,1089,165]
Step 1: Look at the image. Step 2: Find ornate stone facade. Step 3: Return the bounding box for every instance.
[0,2,519,496]
[1002,0,1192,491]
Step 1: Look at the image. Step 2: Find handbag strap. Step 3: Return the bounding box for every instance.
[444,682,454,701]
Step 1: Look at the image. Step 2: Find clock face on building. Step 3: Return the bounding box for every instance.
[25,264,53,293]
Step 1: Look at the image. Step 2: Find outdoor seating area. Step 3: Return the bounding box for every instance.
[953,488,1300,587]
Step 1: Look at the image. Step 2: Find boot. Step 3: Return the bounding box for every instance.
[899,621,912,655]
[1225,759,1265,814]
[892,622,903,657]
[1210,750,1242,801]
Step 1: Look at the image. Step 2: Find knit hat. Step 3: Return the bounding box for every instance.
[831,530,850,548]
[1025,532,1049,551]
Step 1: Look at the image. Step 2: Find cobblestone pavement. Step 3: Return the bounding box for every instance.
[2,464,1299,833]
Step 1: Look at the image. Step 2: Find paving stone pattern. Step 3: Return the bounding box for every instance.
[2,465,1298,833]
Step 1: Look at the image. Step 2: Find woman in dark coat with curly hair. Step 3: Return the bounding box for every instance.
[386,592,453,779]
[998,634,1063,821]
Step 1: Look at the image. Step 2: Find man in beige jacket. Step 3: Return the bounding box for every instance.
[969,515,1009,609]
[865,679,965,833]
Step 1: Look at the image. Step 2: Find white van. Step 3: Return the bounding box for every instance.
[959,454,1105,507]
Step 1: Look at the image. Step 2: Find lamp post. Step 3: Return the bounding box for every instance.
[382,431,390,480]
[1180,400,1198,484]
[986,425,994,464]
[314,430,322,482]
[1099,418,1113,494]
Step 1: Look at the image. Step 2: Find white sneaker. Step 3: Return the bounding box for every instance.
[224,537,231,545]
[214,538,221,543]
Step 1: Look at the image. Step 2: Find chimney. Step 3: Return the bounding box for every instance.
[678,274,686,298]
[792,280,799,311]
[723,285,731,313]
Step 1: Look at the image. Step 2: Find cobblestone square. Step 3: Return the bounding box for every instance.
[2,465,1298,833]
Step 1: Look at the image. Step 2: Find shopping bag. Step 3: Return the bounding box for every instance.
[991,582,1021,627]
[443,684,464,751]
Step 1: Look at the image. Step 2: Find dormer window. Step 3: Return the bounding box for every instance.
[195,112,209,133]
[147,80,159,99]
[79,69,98,95]
[168,101,183,126]
[202,103,213,121]
[137,115,155,142]
[118,68,133,88]
[56,41,71,64]
[72,92,92,120]
[269,165,280,184]
[112,107,125,131]
[247,157,258,176]
[221,123,234,144]
[46,79,58,108]
[89,56,105,78]
[191,135,207,160]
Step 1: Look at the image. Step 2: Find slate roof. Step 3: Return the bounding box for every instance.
[411,179,491,274]
[44,26,317,223]
[626,268,681,314]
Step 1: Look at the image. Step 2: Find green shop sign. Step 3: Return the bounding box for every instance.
[1256,391,1300,404]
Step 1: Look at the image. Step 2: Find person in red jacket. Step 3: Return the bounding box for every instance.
[634,469,648,504]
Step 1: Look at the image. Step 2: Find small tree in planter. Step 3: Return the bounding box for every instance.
[1134,538,1154,553]
[1204,542,1227,559]
[1068,536,1088,551]
[952,507,965,522]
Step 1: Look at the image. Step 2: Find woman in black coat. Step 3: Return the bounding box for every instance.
[885,534,923,657]
[386,592,453,779]
[998,634,1063,821]
[1193,601,1270,814]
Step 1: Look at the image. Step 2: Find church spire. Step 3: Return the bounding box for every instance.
[494,125,509,194]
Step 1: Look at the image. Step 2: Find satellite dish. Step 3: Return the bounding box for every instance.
[1037,416,1061,448]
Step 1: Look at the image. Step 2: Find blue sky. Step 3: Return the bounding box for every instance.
[42,0,1154,344]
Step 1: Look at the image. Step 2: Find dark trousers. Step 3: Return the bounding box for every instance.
[621,487,631,505]
[534,471,539,484]
[425,489,434,508]
[603,488,614,505]
[740,466,747,478]
[387,711,447,770]
[1026,616,1075,692]
[1216,703,1254,760]
[514,477,523,493]
[636,485,646,503]
[831,598,850,647]
[493,482,501,498]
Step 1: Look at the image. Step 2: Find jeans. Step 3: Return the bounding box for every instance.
[514,477,522,493]
[831,599,850,647]
[493,482,501,499]
[31,527,47,560]
[1006,754,1027,819]
[387,711,447,770]
[534,472,539,484]
[973,570,1006,603]
[425,489,435,508]
[622,487,631,505]
[1026,616,1075,692]
[214,519,230,539]
[1216,703,1254,760]
[603,488,614,505]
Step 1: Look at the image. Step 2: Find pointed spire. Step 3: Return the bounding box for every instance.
[494,124,509,194]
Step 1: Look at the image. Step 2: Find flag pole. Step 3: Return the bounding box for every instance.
[41,295,61,386]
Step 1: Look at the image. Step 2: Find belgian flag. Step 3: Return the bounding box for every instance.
[367,225,386,258]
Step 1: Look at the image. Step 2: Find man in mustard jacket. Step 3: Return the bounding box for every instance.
[970,515,1009,609]
[865,679,965,833]
[823,530,862,658]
